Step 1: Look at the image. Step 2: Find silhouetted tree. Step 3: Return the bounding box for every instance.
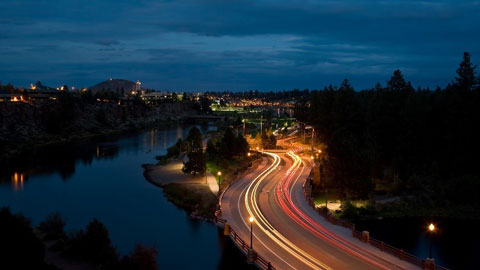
[206,139,217,160]
[120,244,158,270]
[0,208,51,269]
[387,70,407,91]
[38,212,66,240]
[186,126,203,152]
[455,52,477,90]
[182,150,206,176]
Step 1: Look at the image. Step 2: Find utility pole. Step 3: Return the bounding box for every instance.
[260,115,263,135]
[303,124,306,143]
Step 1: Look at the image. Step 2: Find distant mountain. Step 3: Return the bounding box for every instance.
[88,79,141,95]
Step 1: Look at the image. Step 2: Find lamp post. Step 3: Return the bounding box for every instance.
[249,216,254,249]
[311,127,315,153]
[428,223,435,259]
[256,146,260,159]
[242,119,246,135]
[217,171,222,184]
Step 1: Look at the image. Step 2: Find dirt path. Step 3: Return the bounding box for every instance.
[143,159,218,195]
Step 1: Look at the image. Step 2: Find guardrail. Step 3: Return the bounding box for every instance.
[215,217,277,270]
[303,177,451,270]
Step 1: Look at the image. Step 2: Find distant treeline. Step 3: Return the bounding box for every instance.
[295,52,480,211]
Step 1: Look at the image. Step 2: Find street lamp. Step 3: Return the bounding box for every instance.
[428,223,435,259]
[247,152,251,157]
[249,216,255,249]
[217,171,222,183]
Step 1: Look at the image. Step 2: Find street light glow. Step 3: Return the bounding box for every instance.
[429,223,435,232]
[248,152,251,157]
[249,216,254,223]
[318,150,322,153]
[217,171,222,176]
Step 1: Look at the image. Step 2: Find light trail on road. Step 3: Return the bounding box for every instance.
[275,150,404,270]
[243,152,333,270]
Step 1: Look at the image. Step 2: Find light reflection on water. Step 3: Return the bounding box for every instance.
[11,172,24,191]
[0,123,254,270]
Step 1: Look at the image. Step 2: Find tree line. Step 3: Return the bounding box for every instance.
[295,52,480,211]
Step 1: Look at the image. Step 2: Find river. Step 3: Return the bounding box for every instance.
[0,123,255,270]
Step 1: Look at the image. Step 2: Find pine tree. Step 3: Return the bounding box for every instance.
[186,126,203,152]
[455,52,477,90]
[387,70,407,91]
[339,79,353,91]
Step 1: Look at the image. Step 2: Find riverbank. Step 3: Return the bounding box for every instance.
[0,99,200,161]
[143,156,262,221]
[143,160,219,221]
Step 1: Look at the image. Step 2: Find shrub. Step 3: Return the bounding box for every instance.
[38,212,66,240]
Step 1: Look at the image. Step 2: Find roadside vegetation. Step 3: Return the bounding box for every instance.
[163,183,218,218]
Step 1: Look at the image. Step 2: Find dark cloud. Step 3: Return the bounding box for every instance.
[96,40,120,46]
[0,0,478,90]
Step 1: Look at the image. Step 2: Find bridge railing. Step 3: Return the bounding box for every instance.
[303,177,450,270]
[215,216,277,270]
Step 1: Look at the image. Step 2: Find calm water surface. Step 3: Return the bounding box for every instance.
[0,123,254,270]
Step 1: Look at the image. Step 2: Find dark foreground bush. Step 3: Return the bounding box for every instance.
[0,208,57,269]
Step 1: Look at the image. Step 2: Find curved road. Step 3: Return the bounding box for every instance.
[220,149,420,270]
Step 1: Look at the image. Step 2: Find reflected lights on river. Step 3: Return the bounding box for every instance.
[11,172,24,191]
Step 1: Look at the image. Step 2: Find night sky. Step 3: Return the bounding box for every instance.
[1,0,479,91]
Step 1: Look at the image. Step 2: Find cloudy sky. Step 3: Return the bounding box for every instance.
[1,0,479,91]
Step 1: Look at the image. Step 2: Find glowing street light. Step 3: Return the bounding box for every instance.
[247,152,251,157]
[318,149,322,153]
[217,171,222,177]
[249,216,255,249]
[428,223,435,259]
